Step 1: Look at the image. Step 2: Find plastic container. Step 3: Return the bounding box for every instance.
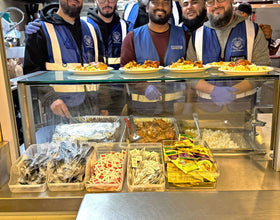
[163,140,219,189]
[85,143,127,192]
[47,144,95,192]
[127,143,165,192]
[8,144,50,193]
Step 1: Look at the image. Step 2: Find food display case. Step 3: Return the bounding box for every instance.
[1,67,280,216]
[15,68,280,166]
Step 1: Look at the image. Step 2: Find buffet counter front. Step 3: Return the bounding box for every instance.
[1,68,280,217]
[1,155,280,218]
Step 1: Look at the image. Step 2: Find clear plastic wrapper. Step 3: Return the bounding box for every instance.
[163,135,219,189]
[8,144,53,193]
[85,143,127,192]
[47,141,94,191]
[127,143,165,192]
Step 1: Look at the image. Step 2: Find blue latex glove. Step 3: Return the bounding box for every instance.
[145,85,162,100]
[25,19,41,34]
[210,86,238,106]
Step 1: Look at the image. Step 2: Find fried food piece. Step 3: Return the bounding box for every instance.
[95,62,107,70]
[124,61,140,69]
[142,60,160,68]
[235,59,252,66]
[124,60,159,69]
[135,119,176,143]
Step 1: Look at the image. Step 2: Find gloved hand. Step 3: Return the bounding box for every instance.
[145,85,162,100]
[25,19,41,34]
[210,86,238,106]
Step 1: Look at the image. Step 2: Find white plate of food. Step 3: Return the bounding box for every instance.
[68,67,114,75]
[164,58,209,73]
[218,66,274,75]
[119,66,164,74]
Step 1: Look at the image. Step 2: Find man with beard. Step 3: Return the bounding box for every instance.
[123,0,182,32]
[187,0,271,114]
[86,0,127,70]
[23,0,109,126]
[120,0,189,116]
[181,0,207,33]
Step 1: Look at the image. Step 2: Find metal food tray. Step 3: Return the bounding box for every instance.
[70,115,121,123]
[53,116,126,143]
[130,117,180,143]
[178,119,254,152]
[127,143,165,192]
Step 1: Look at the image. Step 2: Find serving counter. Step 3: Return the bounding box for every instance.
[1,67,280,218]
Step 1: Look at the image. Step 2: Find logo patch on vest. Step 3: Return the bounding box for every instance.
[171,45,183,50]
[232,37,245,52]
[113,31,121,44]
[84,35,93,48]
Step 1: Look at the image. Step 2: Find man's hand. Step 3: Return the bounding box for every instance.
[210,86,238,106]
[50,99,70,118]
[145,85,162,100]
[25,19,41,34]
[259,24,272,40]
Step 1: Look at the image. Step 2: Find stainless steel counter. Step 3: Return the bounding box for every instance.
[1,155,280,218]
[76,190,280,220]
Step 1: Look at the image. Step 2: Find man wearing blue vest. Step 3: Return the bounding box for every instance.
[86,0,128,70]
[23,0,110,122]
[120,0,189,116]
[123,0,182,32]
[86,0,128,115]
[187,0,271,113]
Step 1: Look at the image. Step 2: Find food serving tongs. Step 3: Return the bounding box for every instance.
[193,113,209,148]
[124,116,142,142]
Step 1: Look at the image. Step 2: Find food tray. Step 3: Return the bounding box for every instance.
[53,116,126,143]
[47,144,95,192]
[127,143,165,192]
[130,117,179,143]
[178,119,253,152]
[8,144,51,193]
[85,143,127,192]
[162,140,219,189]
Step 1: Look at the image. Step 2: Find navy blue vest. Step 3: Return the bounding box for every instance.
[134,24,186,66]
[87,18,126,69]
[41,20,97,106]
[41,20,96,64]
[193,21,258,64]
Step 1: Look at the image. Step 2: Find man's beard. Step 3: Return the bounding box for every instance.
[208,5,233,28]
[61,1,82,18]
[183,8,207,32]
[149,9,171,25]
[97,4,116,18]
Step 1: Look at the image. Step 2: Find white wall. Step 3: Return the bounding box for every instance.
[254,7,280,39]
